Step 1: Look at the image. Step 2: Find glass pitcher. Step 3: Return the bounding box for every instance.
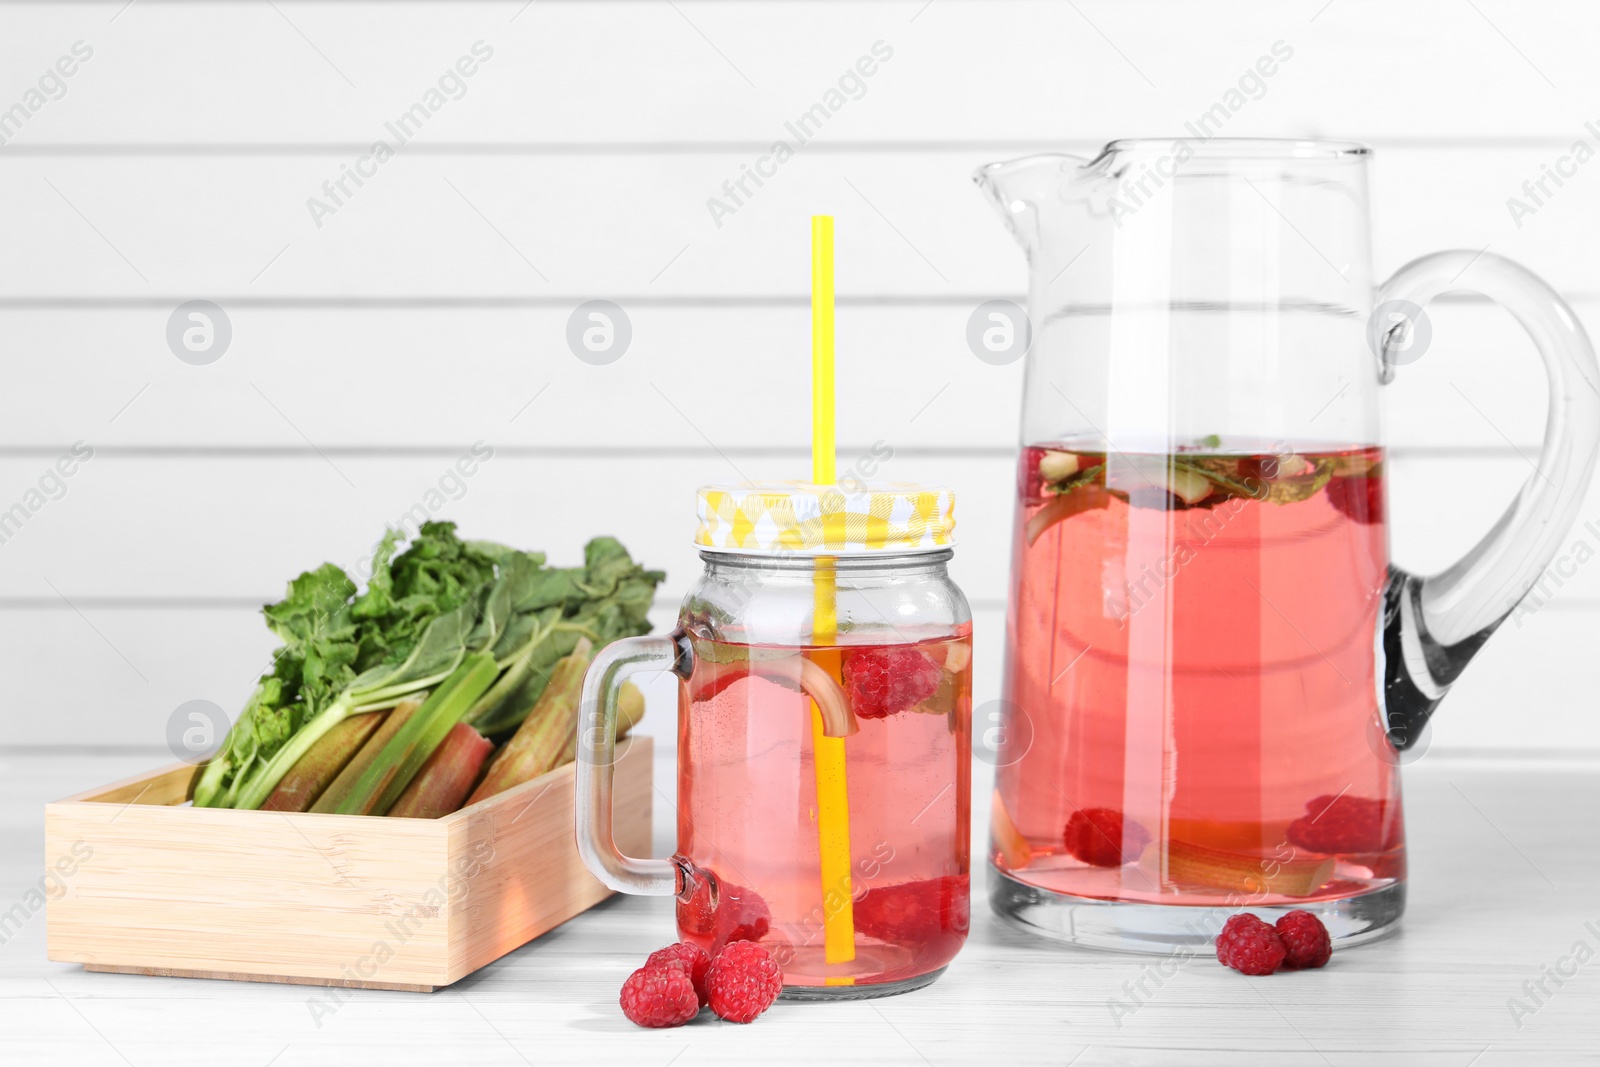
[976,138,1600,952]
[576,483,973,996]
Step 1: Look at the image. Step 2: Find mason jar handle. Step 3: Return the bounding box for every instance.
[575,631,692,895]
[1376,250,1600,748]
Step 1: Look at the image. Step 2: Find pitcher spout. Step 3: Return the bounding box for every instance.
[974,153,1094,252]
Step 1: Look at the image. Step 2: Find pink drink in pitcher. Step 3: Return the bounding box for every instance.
[678,633,972,989]
[993,442,1403,909]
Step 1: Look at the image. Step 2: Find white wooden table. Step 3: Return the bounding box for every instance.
[2,743,1595,1067]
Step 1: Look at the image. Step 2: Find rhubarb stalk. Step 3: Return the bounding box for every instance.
[261,709,388,813]
[615,681,646,745]
[466,639,593,805]
[1025,486,1113,545]
[990,790,1033,871]
[388,723,494,819]
[332,652,500,816]
[1163,838,1335,898]
[309,699,420,814]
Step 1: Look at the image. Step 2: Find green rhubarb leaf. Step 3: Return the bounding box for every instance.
[488,610,542,664]
[348,602,475,702]
[463,538,545,570]
[465,568,517,654]
[262,564,356,646]
[349,528,404,623]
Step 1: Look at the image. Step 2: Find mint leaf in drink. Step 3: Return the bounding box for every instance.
[1045,462,1106,495]
[1263,457,1335,504]
[1173,457,1268,501]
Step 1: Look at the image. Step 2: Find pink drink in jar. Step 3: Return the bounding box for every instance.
[577,482,972,997]
[677,634,972,988]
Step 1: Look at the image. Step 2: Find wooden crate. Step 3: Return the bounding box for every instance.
[44,736,652,992]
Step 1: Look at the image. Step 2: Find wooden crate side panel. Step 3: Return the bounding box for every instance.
[444,736,655,982]
[54,763,199,806]
[45,802,454,987]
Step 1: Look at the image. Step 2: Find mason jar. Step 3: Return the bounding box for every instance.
[577,482,972,998]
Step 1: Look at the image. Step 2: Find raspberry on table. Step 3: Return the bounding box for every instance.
[645,942,713,1006]
[678,876,771,953]
[1063,807,1150,867]
[1286,794,1394,854]
[619,965,700,1028]
[705,940,783,1023]
[1215,913,1287,975]
[842,647,942,719]
[1275,910,1333,969]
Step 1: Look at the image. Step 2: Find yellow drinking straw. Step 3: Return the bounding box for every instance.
[810,215,856,971]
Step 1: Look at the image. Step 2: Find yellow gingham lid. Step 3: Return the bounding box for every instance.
[694,482,956,555]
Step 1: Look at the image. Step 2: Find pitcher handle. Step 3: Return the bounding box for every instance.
[575,631,692,895]
[1376,251,1600,749]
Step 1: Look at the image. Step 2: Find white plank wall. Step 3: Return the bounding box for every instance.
[3,0,1600,756]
